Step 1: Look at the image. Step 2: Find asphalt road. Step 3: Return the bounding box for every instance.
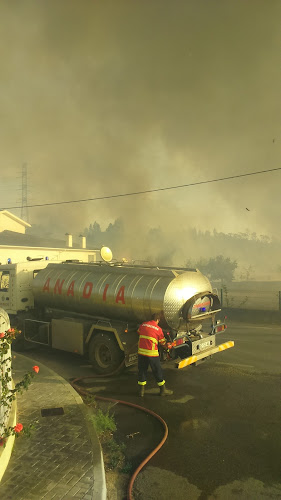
[20,321,281,500]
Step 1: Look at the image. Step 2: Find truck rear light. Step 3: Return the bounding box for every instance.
[215,324,227,333]
[175,338,184,346]
[167,338,184,349]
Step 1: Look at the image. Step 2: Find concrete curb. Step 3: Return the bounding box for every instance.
[83,405,107,500]
[14,354,107,500]
[54,370,107,500]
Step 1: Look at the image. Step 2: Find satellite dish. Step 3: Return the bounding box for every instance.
[100,246,113,262]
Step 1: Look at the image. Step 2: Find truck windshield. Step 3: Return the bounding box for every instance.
[0,271,10,291]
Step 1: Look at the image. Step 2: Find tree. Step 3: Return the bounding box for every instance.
[86,222,103,248]
[191,255,238,283]
[239,265,255,281]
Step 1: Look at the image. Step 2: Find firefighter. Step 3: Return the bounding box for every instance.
[137,312,173,397]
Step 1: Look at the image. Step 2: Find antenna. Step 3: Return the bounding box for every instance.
[21,163,29,222]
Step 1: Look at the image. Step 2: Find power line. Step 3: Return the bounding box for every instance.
[1,167,280,210]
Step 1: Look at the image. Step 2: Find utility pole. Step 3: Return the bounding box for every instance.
[21,163,29,222]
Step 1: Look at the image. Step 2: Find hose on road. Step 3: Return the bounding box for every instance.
[71,374,168,500]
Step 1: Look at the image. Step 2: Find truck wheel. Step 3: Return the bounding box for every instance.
[88,332,124,375]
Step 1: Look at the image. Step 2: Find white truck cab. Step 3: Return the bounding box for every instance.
[0,260,52,315]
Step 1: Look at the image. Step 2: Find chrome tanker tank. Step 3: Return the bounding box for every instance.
[32,262,220,331]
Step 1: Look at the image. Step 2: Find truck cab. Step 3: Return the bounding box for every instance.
[0,260,54,316]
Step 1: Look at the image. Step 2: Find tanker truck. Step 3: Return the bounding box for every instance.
[0,253,233,374]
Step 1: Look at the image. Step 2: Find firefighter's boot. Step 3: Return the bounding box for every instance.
[138,385,145,397]
[159,384,173,396]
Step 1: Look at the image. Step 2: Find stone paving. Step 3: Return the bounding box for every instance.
[0,354,106,500]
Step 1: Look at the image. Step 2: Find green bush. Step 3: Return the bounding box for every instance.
[89,409,116,437]
[104,438,126,470]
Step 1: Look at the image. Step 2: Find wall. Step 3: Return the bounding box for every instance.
[0,246,97,265]
[0,213,27,234]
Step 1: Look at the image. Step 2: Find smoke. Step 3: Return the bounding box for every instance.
[0,0,280,260]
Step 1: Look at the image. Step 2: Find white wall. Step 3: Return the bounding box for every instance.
[0,246,97,265]
[0,213,27,234]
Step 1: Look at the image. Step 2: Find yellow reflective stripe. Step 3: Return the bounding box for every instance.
[176,356,198,369]
[159,338,166,344]
[138,348,159,357]
[158,380,165,386]
[138,381,146,386]
[184,355,197,366]
[218,341,234,351]
[139,335,158,344]
[176,340,235,369]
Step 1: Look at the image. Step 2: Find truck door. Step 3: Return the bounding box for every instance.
[0,270,11,312]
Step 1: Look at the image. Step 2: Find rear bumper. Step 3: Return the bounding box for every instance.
[175,340,234,369]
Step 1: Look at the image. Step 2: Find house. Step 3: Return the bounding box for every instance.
[0,210,101,264]
[0,210,31,234]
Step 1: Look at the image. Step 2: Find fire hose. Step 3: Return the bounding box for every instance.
[71,357,169,500]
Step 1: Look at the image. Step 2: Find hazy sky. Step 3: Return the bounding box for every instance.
[0,0,280,241]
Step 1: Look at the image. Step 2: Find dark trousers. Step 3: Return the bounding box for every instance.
[138,354,165,386]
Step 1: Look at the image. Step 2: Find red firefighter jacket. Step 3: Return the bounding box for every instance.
[137,320,166,357]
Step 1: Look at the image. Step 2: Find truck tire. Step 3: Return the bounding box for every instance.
[88,332,124,375]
